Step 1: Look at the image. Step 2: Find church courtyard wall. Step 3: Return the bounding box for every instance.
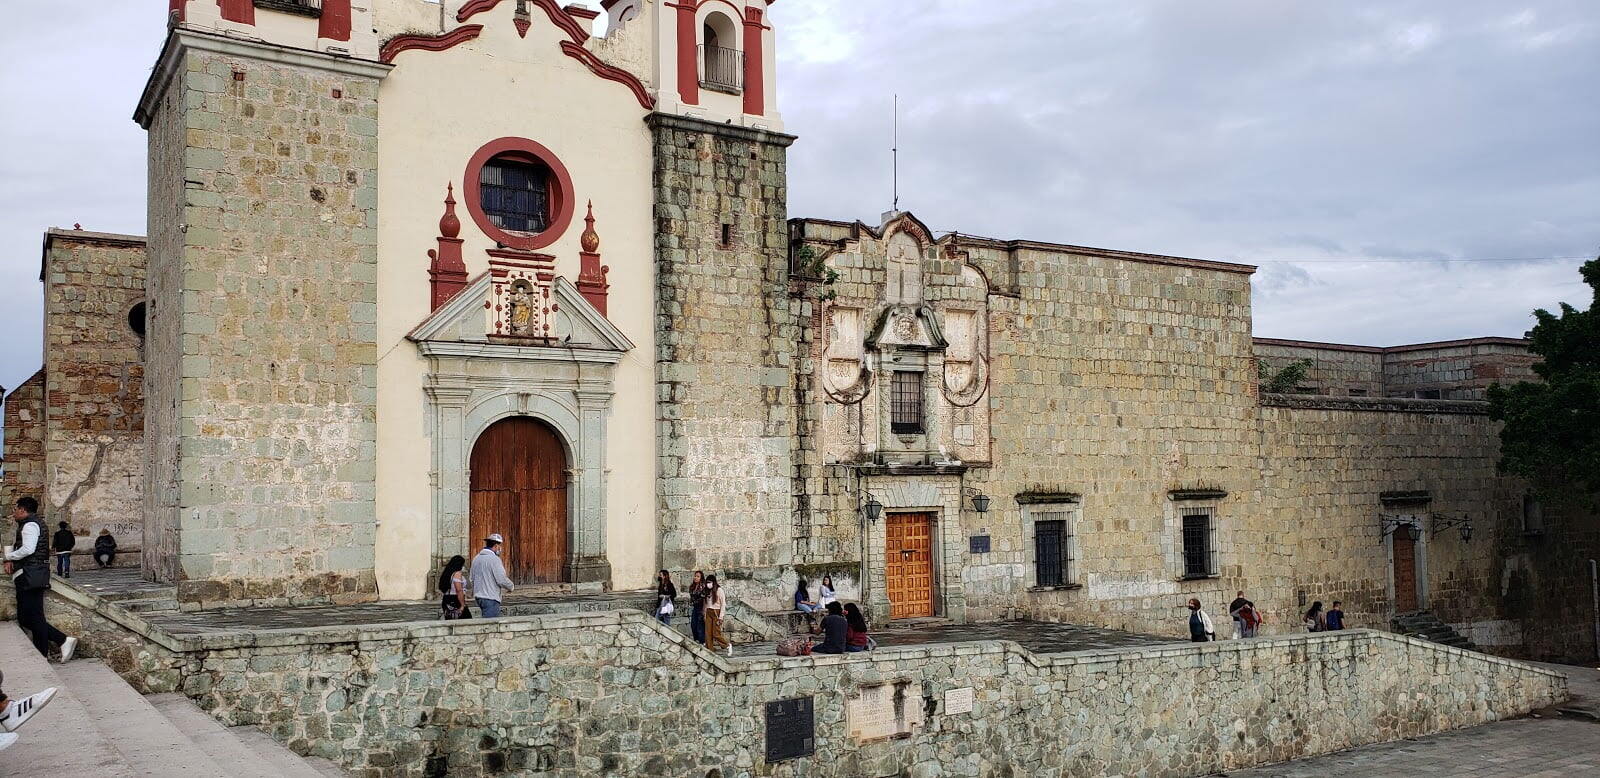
[0,370,46,513]
[34,589,1566,778]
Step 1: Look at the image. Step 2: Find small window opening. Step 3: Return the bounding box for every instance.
[719,223,732,247]
[479,155,552,234]
[890,370,924,434]
[1181,512,1217,578]
[127,302,146,339]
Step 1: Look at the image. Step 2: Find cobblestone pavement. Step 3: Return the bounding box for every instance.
[1218,662,1600,778]
[732,619,1179,658]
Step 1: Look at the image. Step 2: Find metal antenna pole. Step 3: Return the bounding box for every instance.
[892,94,899,213]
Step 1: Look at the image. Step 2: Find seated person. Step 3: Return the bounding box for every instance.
[811,602,848,654]
[844,603,872,652]
[793,578,820,613]
[93,530,117,568]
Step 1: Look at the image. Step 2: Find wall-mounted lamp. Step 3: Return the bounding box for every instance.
[862,492,883,523]
[963,487,991,514]
[1432,513,1473,542]
[1379,514,1422,542]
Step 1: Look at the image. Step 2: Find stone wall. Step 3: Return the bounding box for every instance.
[40,231,147,550]
[37,592,1567,778]
[136,32,388,605]
[1382,339,1538,400]
[651,114,797,608]
[1254,339,1384,396]
[1,370,46,511]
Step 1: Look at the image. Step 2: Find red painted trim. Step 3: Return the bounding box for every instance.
[577,202,610,316]
[741,7,764,115]
[532,0,590,41]
[169,0,186,23]
[380,25,483,64]
[318,0,352,41]
[564,4,600,20]
[457,0,505,21]
[217,0,254,24]
[671,1,699,105]
[559,41,656,110]
[463,137,577,252]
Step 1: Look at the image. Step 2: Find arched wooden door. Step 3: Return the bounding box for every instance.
[470,417,568,584]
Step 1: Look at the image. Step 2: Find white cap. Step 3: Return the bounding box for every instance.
[485,533,504,544]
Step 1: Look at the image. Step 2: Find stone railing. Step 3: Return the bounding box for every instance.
[12,580,1569,778]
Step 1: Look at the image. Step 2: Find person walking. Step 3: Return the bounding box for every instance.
[656,570,678,626]
[704,574,731,656]
[1186,598,1216,642]
[688,570,707,645]
[1227,590,1254,640]
[1326,601,1346,630]
[469,533,515,618]
[438,555,469,620]
[6,498,76,661]
[1237,601,1262,638]
[844,602,873,652]
[51,522,74,579]
[93,530,117,568]
[812,602,848,654]
[1304,601,1327,632]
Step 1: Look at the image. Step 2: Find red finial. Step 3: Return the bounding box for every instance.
[439,183,461,239]
[580,200,600,253]
[73,223,82,230]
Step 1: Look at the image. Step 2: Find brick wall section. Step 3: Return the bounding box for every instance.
[1382,340,1539,400]
[138,34,385,605]
[40,232,147,548]
[1,370,46,509]
[650,114,797,597]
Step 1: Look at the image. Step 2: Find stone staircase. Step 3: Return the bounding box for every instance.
[0,627,345,777]
[1391,611,1479,651]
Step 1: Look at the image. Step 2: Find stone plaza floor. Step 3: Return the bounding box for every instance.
[1217,661,1600,778]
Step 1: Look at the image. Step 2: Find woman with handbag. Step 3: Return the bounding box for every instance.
[438,555,470,620]
[704,575,731,656]
[656,570,678,625]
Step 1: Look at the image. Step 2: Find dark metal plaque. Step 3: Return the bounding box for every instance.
[764,696,815,763]
[968,535,991,554]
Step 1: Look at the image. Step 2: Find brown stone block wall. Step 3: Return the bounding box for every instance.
[1383,341,1539,400]
[1254,340,1384,396]
[650,114,797,605]
[138,35,384,605]
[41,234,146,549]
[1,370,46,510]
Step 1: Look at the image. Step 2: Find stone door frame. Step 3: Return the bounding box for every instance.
[861,475,968,623]
[1384,513,1428,614]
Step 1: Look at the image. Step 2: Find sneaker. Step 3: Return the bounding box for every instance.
[0,733,16,752]
[727,644,734,658]
[59,636,78,663]
[0,688,57,732]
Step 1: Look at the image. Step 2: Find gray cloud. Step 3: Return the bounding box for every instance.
[1,1,1596,396]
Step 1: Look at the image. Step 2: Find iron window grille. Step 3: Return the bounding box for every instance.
[1032,513,1076,587]
[255,0,322,17]
[479,156,552,234]
[1181,511,1217,578]
[698,44,743,92]
[890,371,924,434]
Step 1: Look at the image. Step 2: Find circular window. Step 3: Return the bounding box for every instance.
[463,137,575,251]
[127,301,146,338]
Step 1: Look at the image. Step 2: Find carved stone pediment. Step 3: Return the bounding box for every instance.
[408,273,634,359]
[866,305,947,352]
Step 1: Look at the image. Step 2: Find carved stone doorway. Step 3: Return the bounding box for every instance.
[469,416,568,584]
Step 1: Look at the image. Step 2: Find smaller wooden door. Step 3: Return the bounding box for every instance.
[469,417,568,584]
[885,512,935,619]
[1392,531,1419,613]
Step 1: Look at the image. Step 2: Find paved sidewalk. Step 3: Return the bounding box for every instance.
[1220,662,1600,778]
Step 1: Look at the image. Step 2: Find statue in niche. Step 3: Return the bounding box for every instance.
[508,280,535,336]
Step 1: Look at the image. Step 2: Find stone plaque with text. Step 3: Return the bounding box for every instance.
[764,697,814,763]
[846,680,926,743]
[944,686,974,715]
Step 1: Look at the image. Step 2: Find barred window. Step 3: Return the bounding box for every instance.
[891,371,923,434]
[1181,511,1217,578]
[479,156,551,234]
[1032,512,1077,587]
[1521,494,1544,534]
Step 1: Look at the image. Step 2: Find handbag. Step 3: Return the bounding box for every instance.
[659,598,675,616]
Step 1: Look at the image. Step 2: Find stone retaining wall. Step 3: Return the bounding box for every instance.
[25,586,1568,778]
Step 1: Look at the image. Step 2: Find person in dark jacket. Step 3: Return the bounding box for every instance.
[812,602,848,654]
[656,570,678,625]
[51,523,74,578]
[93,530,117,569]
[6,498,76,661]
[688,571,707,644]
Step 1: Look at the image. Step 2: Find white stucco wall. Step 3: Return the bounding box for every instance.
[373,4,657,598]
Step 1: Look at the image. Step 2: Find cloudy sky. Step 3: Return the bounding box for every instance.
[1,1,1596,394]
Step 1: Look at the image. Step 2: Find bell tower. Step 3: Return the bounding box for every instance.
[604,0,783,130]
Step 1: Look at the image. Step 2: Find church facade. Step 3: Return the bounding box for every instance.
[3,0,1595,660]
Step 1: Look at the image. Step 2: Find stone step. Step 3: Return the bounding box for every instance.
[149,693,320,778]
[55,659,231,776]
[0,628,135,776]
[229,724,340,777]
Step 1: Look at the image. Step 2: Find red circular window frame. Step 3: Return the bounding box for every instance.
[463,137,576,251]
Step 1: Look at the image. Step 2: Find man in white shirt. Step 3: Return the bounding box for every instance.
[468,533,515,618]
[5,497,76,661]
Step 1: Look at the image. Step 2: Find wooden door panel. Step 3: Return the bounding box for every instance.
[886,513,935,619]
[470,417,568,584]
[1393,533,1418,612]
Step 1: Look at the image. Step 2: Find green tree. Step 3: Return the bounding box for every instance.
[1488,258,1600,497]
[1259,358,1313,394]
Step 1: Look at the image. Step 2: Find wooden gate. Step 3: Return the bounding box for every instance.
[885,512,935,619]
[1392,530,1419,613]
[470,417,568,584]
